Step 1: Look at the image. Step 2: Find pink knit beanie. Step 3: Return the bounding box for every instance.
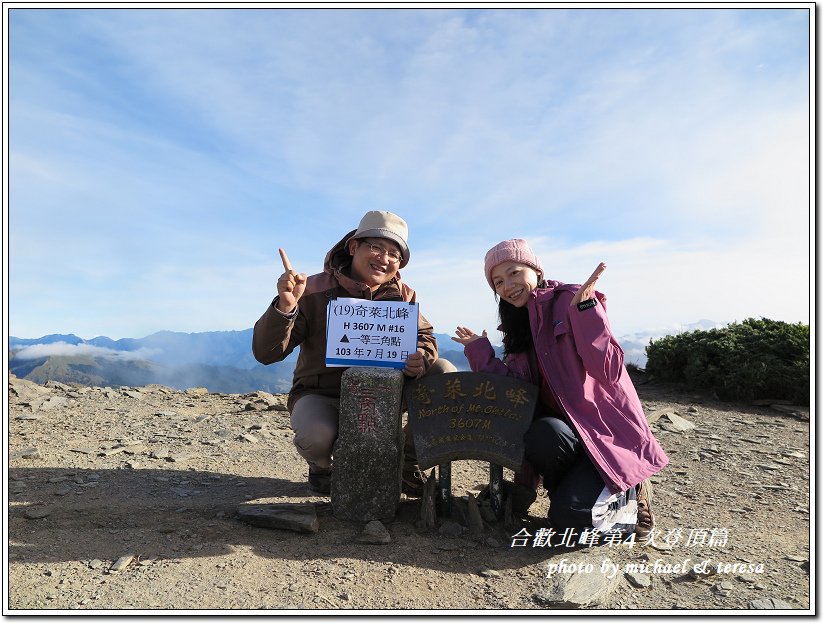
[484,239,544,290]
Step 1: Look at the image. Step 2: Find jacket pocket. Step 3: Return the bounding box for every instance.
[609,399,649,450]
[553,320,568,338]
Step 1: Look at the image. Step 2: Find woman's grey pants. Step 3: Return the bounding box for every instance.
[524,415,607,531]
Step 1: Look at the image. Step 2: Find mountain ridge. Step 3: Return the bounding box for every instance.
[8,322,723,393]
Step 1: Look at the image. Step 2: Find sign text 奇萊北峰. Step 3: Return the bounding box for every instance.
[325,297,419,369]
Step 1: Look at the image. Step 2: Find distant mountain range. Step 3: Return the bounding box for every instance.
[7,330,478,394]
[8,321,723,394]
[8,330,297,394]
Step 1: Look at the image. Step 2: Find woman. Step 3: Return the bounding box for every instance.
[452,239,668,537]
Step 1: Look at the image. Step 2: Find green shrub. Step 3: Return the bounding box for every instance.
[644,318,809,405]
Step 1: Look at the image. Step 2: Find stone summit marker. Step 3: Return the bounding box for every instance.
[331,366,405,522]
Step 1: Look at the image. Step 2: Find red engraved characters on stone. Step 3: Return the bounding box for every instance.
[346,383,391,433]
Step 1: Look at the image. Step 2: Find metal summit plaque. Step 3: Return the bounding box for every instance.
[404,372,538,471]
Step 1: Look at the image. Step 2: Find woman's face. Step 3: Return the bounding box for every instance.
[491,261,540,308]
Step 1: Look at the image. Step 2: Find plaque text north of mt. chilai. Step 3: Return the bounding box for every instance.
[405,372,538,471]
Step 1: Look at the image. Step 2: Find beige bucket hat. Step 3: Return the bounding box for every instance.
[346,211,410,267]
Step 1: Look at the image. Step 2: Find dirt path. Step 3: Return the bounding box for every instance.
[6,374,811,612]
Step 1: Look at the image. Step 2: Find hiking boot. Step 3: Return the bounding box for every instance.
[477,480,537,515]
[308,467,331,495]
[506,482,538,515]
[401,467,426,498]
[635,480,655,539]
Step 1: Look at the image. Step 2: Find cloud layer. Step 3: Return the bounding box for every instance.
[12,342,157,361]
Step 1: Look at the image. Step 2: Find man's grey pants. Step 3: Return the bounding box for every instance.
[290,358,458,473]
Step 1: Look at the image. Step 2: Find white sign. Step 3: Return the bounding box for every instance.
[325,297,419,369]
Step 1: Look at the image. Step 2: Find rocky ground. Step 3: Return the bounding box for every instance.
[5,372,811,613]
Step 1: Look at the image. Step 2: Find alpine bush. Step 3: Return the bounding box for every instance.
[644,318,809,405]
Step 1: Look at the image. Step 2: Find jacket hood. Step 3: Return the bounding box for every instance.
[324,230,356,273]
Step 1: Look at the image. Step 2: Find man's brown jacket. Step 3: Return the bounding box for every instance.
[252,230,438,411]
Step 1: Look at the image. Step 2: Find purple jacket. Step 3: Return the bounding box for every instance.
[464,281,668,494]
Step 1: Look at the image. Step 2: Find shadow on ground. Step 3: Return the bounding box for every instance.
[8,466,570,573]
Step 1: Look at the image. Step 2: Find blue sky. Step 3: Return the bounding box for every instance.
[7,6,812,344]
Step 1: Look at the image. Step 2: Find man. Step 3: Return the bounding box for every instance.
[253,210,455,494]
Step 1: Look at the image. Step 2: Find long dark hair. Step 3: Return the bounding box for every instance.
[497,278,546,355]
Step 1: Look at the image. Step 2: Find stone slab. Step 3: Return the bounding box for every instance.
[661,412,696,431]
[24,507,53,519]
[11,448,41,460]
[236,503,319,533]
[109,555,135,573]
[749,598,797,609]
[356,520,391,545]
[535,556,621,608]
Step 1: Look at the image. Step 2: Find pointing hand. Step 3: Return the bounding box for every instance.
[571,262,606,307]
[276,248,307,313]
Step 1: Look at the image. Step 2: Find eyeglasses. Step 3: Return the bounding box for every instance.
[362,241,402,264]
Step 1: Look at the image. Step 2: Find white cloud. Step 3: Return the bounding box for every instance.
[12,342,158,361]
[406,229,809,342]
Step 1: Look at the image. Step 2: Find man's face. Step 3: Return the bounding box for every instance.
[348,237,403,290]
